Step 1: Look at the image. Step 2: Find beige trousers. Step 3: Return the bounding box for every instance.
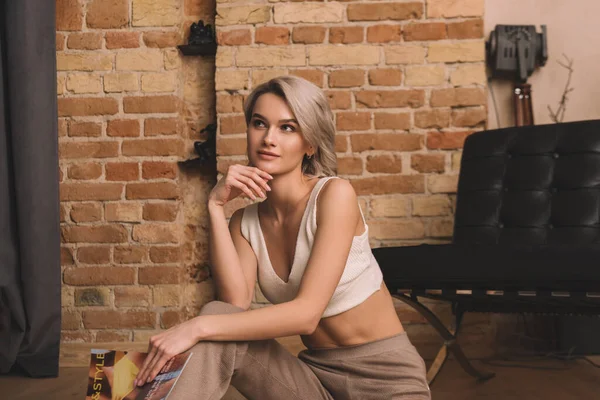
[168,301,431,400]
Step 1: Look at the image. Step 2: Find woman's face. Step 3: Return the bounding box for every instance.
[247,93,312,175]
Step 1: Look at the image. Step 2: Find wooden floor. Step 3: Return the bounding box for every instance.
[2,356,600,399]
[2,335,599,400]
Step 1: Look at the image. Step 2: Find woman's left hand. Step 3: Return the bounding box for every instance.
[134,317,203,386]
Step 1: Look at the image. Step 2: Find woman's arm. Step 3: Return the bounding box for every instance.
[207,165,272,309]
[208,203,256,309]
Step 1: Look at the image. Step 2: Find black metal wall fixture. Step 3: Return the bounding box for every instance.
[178,123,217,169]
[178,20,217,56]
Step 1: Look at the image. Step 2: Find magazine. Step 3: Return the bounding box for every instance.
[86,348,193,400]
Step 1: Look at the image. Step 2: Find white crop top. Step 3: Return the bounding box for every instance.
[240,176,383,318]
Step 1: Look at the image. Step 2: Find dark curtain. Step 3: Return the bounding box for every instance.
[0,1,61,377]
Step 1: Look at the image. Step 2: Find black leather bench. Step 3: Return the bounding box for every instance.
[373,119,600,384]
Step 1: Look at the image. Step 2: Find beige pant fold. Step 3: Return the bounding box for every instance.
[168,301,431,400]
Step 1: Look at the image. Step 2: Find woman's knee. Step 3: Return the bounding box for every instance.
[199,300,245,316]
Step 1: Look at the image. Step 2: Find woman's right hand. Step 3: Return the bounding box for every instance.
[208,165,273,207]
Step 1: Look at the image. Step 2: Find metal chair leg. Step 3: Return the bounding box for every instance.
[394,293,496,385]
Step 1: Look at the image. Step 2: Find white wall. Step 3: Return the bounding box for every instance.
[485,0,600,128]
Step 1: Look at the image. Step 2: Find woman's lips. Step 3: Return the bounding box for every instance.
[258,152,279,160]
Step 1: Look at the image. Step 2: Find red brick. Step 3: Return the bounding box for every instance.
[143,203,178,222]
[61,310,81,330]
[145,118,179,136]
[367,25,402,43]
[58,119,68,137]
[61,247,74,265]
[217,138,247,156]
[58,98,118,116]
[292,26,326,44]
[217,29,252,46]
[82,310,155,329]
[350,175,425,195]
[142,161,178,179]
[356,90,425,108]
[143,31,180,48]
[126,182,179,200]
[216,95,244,114]
[160,310,183,329]
[70,203,102,222]
[69,121,102,137]
[61,225,128,243]
[114,246,147,264]
[107,119,140,137]
[403,22,447,41]
[77,246,111,264]
[452,108,487,127]
[256,27,290,45]
[351,133,423,152]
[59,142,119,159]
[336,112,371,131]
[220,115,247,135]
[86,0,128,29]
[105,32,140,49]
[325,91,351,109]
[123,96,179,114]
[56,33,66,51]
[56,0,83,31]
[329,27,363,44]
[60,183,123,201]
[430,88,486,107]
[366,154,403,173]
[337,157,363,175]
[368,69,403,86]
[290,70,324,87]
[106,162,139,181]
[139,266,182,284]
[67,163,102,180]
[64,266,134,285]
[67,33,102,50]
[96,331,130,342]
[114,287,151,307]
[335,135,348,152]
[415,109,451,129]
[121,139,184,157]
[347,3,423,21]
[427,131,474,149]
[411,153,445,173]
[447,19,484,39]
[374,113,411,130]
[149,246,181,263]
[329,70,364,88]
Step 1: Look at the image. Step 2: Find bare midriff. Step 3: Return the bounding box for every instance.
[301,282,405,350]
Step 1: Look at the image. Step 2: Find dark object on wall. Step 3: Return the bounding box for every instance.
[0,1,61,378]
[486,25,548,127]
[178,124,217,168]
[374,120,600,385]
[178,20,217,56]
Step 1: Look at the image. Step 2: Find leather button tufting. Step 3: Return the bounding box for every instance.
[553,153,560,159]
[548,224,554,229]
[498,223,504,229]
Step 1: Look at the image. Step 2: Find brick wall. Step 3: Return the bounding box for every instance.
[214,0,488,312]
[215,0,487,243]
[57,0,217,343]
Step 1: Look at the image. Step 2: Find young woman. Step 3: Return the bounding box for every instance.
[134,76,431,399]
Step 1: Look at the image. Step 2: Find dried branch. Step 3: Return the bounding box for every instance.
[547,54,574,123]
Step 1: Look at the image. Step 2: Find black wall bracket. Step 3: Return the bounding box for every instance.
[178,20,217,56]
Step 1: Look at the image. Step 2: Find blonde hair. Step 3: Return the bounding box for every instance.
[244,75,337,177]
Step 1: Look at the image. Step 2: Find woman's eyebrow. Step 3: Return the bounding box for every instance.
[252,113,297,124]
